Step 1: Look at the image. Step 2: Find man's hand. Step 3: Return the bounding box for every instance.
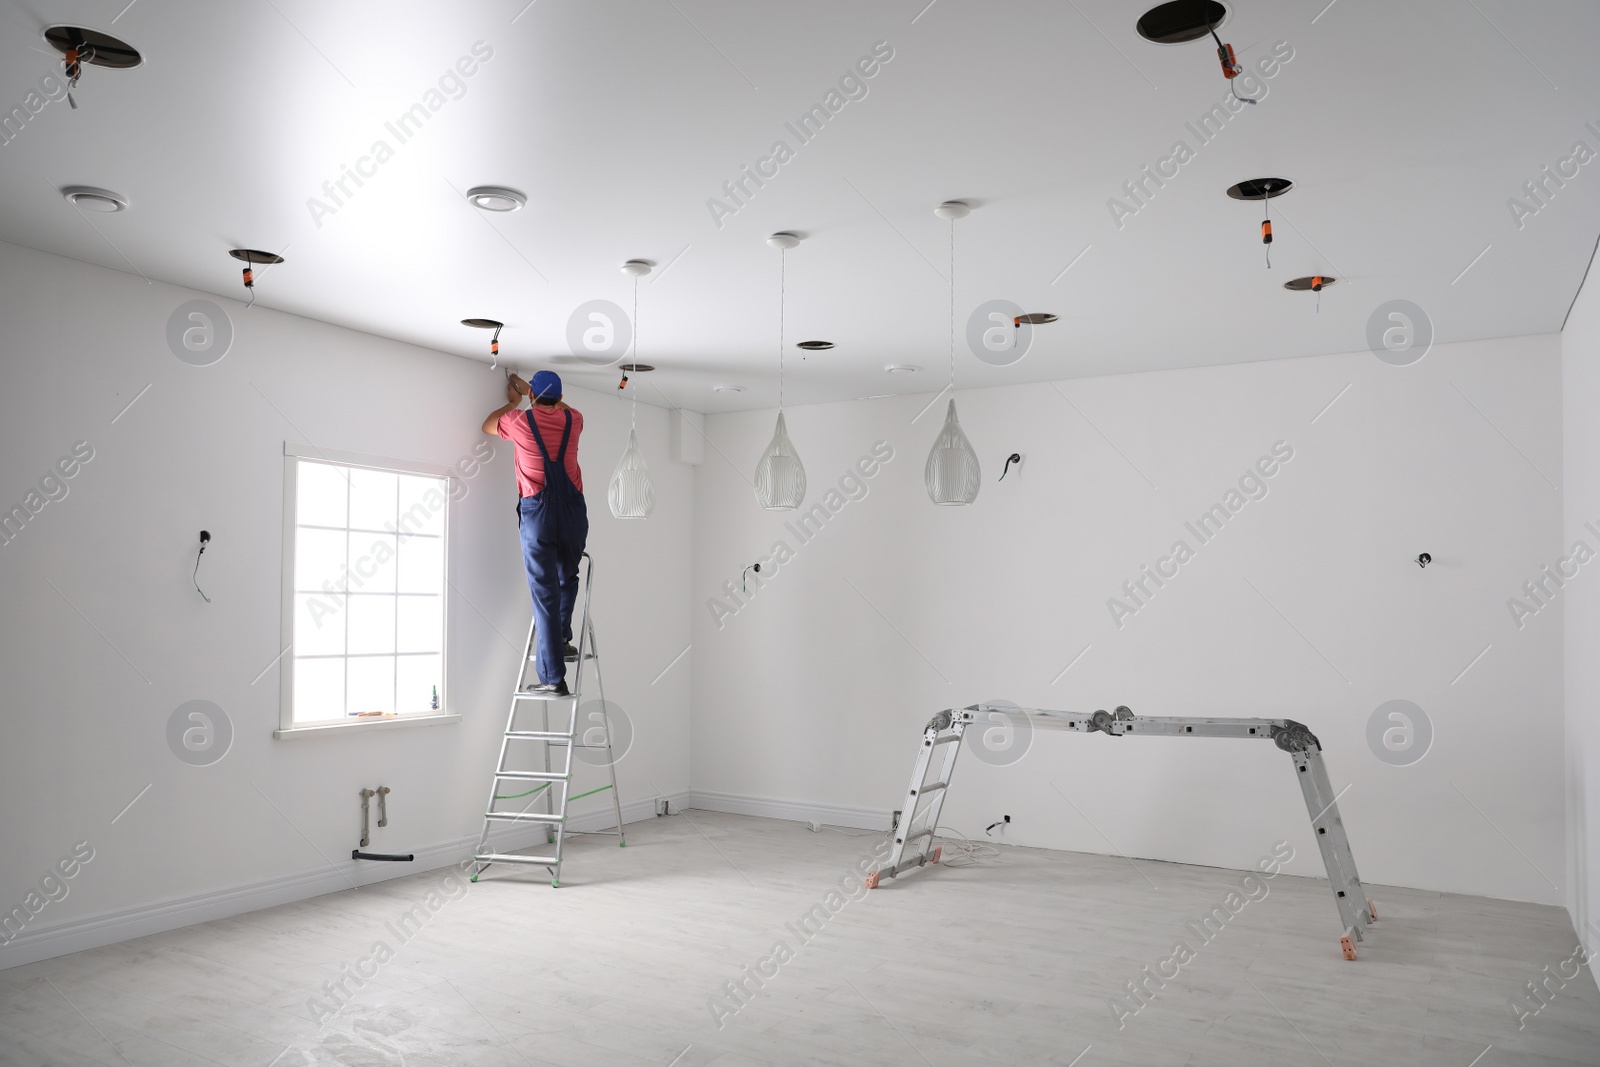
[483,374,529,436]
[506,373,529,405]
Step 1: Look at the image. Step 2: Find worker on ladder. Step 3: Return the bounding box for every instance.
[482,370,587,696]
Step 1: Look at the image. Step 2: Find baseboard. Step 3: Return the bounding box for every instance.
[685,789,892,831]
[0,792,681,971]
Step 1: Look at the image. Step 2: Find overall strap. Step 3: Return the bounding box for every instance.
[554,409,572,464]
[525,408,555,464]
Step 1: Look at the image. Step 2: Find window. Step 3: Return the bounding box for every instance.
[279,446,451,732]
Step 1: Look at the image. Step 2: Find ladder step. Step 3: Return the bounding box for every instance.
[913,782,948,796]
[484,811,565,823]
[514,691,580,702]
[475,853,559,865]
[495,771,569,782]
[505,731,572,743]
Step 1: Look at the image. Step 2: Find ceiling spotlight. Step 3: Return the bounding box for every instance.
[933,201,971,219]
[714,384,747,393]
[60,185,127,212]
[885,364,920,374]
[621,260,653,276]
[796,341,834,351]
[466,186,526,212]
[767,231,801,250]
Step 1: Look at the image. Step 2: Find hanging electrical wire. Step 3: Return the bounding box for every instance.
[62,42,93,110]
[242,261,256,309]
[1262,190,1273,269]
[1210,24,1257,106]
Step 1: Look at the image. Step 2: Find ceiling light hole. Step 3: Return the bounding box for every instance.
[460,318,503,329]
[1227,178,1293,201]
[61,185,126,212]
[1135,1,1229,44]
[466,186,526,212]
[43,25,143,68]
[229,249,285,265]
[1015,313,1057,325]
[620,363,655,373]
[796,341,834,351]
[1283,275,1335,291]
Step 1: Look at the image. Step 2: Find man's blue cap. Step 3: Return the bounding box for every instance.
[530,370,562,400]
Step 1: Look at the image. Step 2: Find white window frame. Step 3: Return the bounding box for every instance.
[275,443,460,739]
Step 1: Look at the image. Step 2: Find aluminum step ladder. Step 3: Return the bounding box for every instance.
[471,552,625,887]
[871,704,1377,960]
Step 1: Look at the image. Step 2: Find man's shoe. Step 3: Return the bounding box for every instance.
[527,680,570,698]
[563,643,579,660]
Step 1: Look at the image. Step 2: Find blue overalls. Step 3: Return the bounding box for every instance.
[517,408,588,685]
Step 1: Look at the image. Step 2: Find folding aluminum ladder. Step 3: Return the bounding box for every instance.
[471,552,625,887]
[872,704,1377,959]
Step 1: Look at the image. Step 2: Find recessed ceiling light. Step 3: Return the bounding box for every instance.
[1227,178,1292,201]
[1135,1,1228,44]
[884,364,920,374]
[1015,313,1057,325]
[796,341,834,351]
[713,384,746,393]
[1284,275,1336,291]
[60,185,127,212]
[228,248,285,265]
[620,260,653,276]
[466,186,526,212]
[43,25,143,68]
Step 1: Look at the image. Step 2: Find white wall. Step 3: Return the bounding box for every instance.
[1565,265,1600,957]
[0,239,693,967]
[691,334,1566,905]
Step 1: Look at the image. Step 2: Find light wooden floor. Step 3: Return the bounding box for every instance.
[2,810,1597,1066]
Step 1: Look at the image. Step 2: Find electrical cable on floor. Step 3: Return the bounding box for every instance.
[932,825,1001,868]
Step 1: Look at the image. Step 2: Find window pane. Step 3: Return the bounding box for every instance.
[293,657,344,723]
[397,655,441,714]
[349,532,398,594]
[295,528,347,592]
[293,593,345,656]
[296,461,348,527]
[349,468,398,531]
[348,595,396,655]
[348,656,395,716]
[398,475,447,537]
[397,535,443,595]
[396,595,441,653]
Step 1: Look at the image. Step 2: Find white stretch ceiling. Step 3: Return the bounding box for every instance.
[2,0,1598,410]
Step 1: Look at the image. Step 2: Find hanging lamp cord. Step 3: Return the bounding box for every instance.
[630,275,639,432]
[948,216,956,395]
[779,247,787,413]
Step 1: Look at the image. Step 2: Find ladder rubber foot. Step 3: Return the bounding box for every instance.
[930,847,942,865]
[865,870,881,889]
[1366,898,1377,921]
[1340,935,1357,961]
[469,874,478,883]
[551,879,560,888]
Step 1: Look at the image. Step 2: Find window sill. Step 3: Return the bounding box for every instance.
[274,713,461,740]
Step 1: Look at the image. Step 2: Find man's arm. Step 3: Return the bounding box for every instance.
[483,374,528,436]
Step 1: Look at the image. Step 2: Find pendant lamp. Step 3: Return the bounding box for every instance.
[754,232,806,510]
[925,202,981,505]
[607,260,656,519]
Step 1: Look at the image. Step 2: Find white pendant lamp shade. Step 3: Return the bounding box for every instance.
[925,399,981,505]
[754,411,807,510]
[607,428,655,519]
